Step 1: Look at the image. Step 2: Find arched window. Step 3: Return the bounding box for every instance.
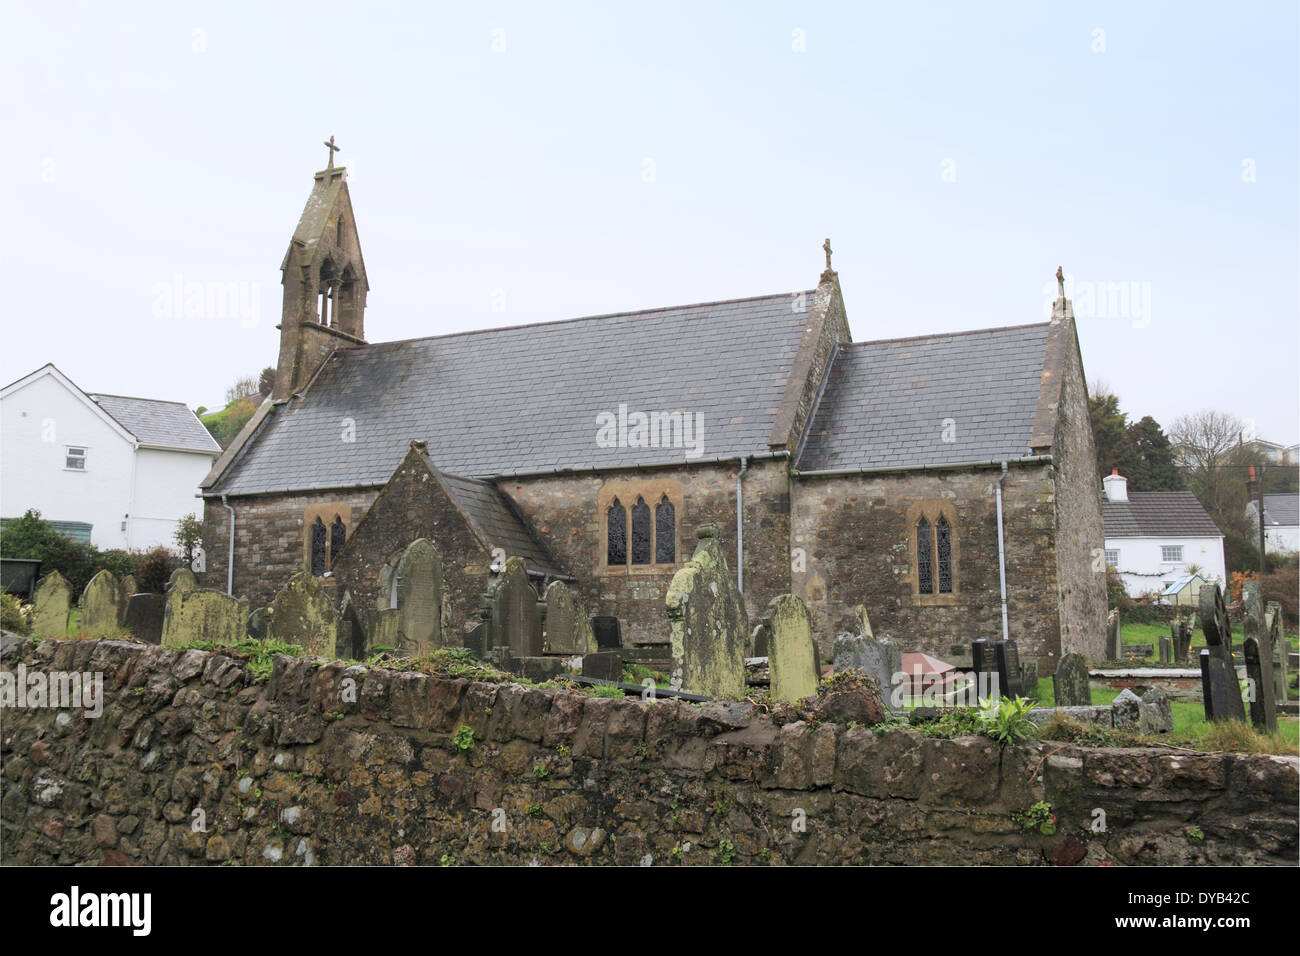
[655,495,675,564]
[310,517,328,576]
[936,515,953,594]
[631,497,651,564]
[607,498,627,565]
[916,517,933,595]
[330,515,347,566]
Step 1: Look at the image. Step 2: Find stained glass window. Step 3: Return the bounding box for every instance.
[655,495,676,563]
[631,497,651,564]
[917,517,932,594]
[330,516,347,566]
[607,498,627,565]
[310,517,328,576]
[937,515,953,593]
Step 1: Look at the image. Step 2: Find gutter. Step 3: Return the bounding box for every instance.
[221,494,235,595]
[793,454,1053,479]
[995,461,1009,643]
[737,456,749,594]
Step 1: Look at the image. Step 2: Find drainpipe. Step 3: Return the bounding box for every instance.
[221,494,235,596]
[994,461,1009,642]
[736,457,749,594]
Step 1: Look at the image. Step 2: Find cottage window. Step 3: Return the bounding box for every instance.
[1161,545,1183,563]
[1105,549,1120,569]
[64,446,87,470]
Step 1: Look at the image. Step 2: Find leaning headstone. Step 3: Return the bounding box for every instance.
[764,594,819,703]
[834,622,901,706]
[31,571,72,638]
[665,524,748,698]
[542,580,596,655]
[1198,584,1246,722]
[1158,636,1172,665]
[167,567,198,594]
[80,570,126,632]
[485,557,542,658]
[1106,609,1121,661]
[267,571,339,658]
[994,639,1024,698]
[162,588,249,648]
[1266,602,1288,704]
[392,539,444,656]
[123,593,165,645]
[1053,653,1091,707]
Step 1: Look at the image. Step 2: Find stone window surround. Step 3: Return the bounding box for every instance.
[302,502,352,575]
[597,479,682,576]
[905,500,960,606]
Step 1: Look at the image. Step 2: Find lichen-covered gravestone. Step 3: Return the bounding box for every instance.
[542,580,596,655]
[832,605,900,706]
[764,594,819,703]
[1053,653,1091,707]
[392,538,444,656]
[1240,582,1276,733]
[167,567,198,594]
[80,570,126,632]
[124,593,165,644]
[665,524,747,698]
[1198,583,1246,722]
[267,571,339,658]
[1266,602,1288,704]
[31,571,72,637]
[485,557,543,658]
[120,574,138,598]
[162,588,249,648]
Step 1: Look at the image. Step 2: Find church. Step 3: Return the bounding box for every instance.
[199,155,1108,672]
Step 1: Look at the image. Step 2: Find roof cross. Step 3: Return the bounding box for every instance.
[823,238,833,272]
[323,135,340,169]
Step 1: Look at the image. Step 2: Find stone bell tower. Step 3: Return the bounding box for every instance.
[273,137,370,401]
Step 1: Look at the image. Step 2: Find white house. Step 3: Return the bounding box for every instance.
[1,364,220,550]
[1245,493,1300,554]
[1101,471,1226,600]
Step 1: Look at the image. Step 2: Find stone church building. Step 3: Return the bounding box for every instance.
[200,161,1107,670]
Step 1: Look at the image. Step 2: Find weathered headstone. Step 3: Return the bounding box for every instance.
[1198,584,1246,722]
[1158,636,1172,665]
[1053,653,1091,706]
[581,651,623,683]
[750,621,769,658]
[1021,660,1039,696]
[162,588,248,648]
[167,567,198,594]
[1266,602,1288,704]
[542,580,596,655]
[1106,609,1121,661]
[1171,614,1192,664]
[367,607,401,652]
[834,609,901,705]
[591,616,621,650]
[30,570,72,637]
[80,570,126,632]
[764,594,819,703]
[120,574,138,598]
[485,557,542,658]
[337,592,365,660]
[665,524,747,698]
[970,638,1001,700]
[391,538,444,656]
[247,606,272,642]
[123,593,164,644]
[463,621,487,659]
[267,571,339,658]
[1123,643,1153,661]
[1112,686,1174,734]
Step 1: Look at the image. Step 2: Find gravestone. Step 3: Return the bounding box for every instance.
[123,593,164,644]
[267,571,339,658]
[764,594,819,703]
[1242,631,1277,733]
[120,575,138,599]
[162,588,248,648]
[970,638,1001,700]
[463,622,487,659]
[1172,614,1193,664]
[664,524,747,698]
[1197,584,1246,722]
[1112,686,1174,734]
[542,580,596,655]
[1158,636,1172,665]
[247,606,272,642]
[1021,660,1039,696]
[485,557,543,658]
[581,651,623,683]
[1053,653,1091,706]
[392,538,444,656]
[1106,609,1121,661]
[367,608,401,652]
[30,570,72,638]
[592,616,622,650]
[1266,602,1287,704]
[80,570,126,632]
[337,592,365,660]
[833,610,901,706]
[994,639,1024,698]
[1123,643,1153,661]
[750,622,769,658]
[167,567,198,593]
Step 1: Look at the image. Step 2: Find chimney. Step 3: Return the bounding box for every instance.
[1103,469,1128,502]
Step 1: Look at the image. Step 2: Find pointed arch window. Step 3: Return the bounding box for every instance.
[330,515,347,566]
[910,502,959,603]
[310,517,328,576]
[607,498,627,565]
[602,482,682,570]
[631,497,652,564]
[936,515,953,594]
[916,517,933,594]
[655,495,676,564]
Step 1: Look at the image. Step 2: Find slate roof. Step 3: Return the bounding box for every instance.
[1261,493,1300,527]
[796,324,1051,472]
[89,394,221,454]
[1102,492,1222,538]
[433,467,568,578]
[209,292,814,495]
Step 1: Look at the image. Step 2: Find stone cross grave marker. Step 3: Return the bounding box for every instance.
[1053,653,1091,706]
[80,570,126,633]
[665,524,747,698]
[764,594,819,703]
[1197,583,1246,722]
[31,570,72,638]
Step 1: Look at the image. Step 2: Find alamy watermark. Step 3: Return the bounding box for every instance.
[596,403,705,459]
[1,664,103,718]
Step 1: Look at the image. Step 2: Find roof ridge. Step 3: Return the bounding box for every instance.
[847,321,1051,349]
[337,288,819,352]
[90,392,195,408]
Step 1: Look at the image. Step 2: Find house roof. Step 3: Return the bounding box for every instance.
[1261,493,1299,528]
[1103,492,1222,538]
[88,394,221,454]
[207,291,814,495]
[796,324,1052,471]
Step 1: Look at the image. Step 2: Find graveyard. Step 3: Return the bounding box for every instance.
[1,523,1296,867]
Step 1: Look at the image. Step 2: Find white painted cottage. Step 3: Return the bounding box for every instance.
[1245,493,1300,555]
[1101,471,1226,600]
[1,364,220,550]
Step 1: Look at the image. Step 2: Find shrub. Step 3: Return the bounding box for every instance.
[0,510,99,593]
[135,546,179,594]
[1,592,32,635]
[96,549,139,582]
[1261,566,1298,626]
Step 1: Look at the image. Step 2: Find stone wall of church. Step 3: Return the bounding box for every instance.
[791,464,1063,666]
[199,489,379,611]
[503,459,792,646]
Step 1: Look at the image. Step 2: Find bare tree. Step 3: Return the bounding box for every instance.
[1169,409,1250,535]
[224,375,260,405]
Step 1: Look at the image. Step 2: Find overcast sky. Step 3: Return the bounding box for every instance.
[3,1,1296,442]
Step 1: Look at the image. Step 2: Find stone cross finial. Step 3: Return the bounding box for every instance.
[1056,265,1065,298]
[823,238,833,272]
[323,135,340,169]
